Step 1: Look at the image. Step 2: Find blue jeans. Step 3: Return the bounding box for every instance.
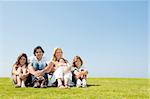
[31,62,48,85]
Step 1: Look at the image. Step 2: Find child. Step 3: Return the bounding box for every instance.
[12,53,29,88]
[71,56,88,88]
[51,58,72,88]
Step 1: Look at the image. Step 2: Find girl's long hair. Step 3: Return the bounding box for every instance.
[72,56,83,67]
[14,53,28,67]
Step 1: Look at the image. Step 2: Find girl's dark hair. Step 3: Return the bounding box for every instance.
[33,46,44,56]
[15,53,28,66]
[72,56,83,67]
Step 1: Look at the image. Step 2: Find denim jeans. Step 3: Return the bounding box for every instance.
[31,62,48,85]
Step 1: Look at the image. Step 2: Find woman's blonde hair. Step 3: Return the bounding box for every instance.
[52,48,63,62]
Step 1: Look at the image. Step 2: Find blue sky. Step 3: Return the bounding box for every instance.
[0,0,148,78]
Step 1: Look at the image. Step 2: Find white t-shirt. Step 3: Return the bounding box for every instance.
[29,56,47,70]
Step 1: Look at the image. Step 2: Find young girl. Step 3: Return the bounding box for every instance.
[51,58,72,88]
[71,56,88,88]
[12,53,29,88]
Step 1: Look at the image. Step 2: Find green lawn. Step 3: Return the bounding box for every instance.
[0,78,149,99]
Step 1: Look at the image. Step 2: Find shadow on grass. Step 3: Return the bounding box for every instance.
[87,84,101,87]
[46,84,101,88]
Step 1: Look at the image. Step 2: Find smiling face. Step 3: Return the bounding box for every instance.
[35,48,43,60]
[73,56,83,68]
[75,58,82,68]
[19,56,26,66]
[55,49,63,61]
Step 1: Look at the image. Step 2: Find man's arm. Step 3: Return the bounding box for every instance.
[28,63,36,75]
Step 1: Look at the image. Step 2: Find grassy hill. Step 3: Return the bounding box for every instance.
[0,78,149,99]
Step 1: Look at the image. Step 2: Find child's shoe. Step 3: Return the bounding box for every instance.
[76,79,82,88]
[41,84,47,88]
[15,84,21,88]
[33,82,40,88]
[21,82,26,88]
[82,79,87,88]
[58,85,65,88]
[64,84,70,88]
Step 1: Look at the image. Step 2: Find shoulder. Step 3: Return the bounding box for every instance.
[41,56,47,62]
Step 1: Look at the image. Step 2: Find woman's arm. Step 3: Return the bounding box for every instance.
[41,62,54,74]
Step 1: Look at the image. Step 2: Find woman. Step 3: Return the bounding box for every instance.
[40,48,72,88]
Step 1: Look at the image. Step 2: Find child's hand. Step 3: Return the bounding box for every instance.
[80,70,88,75]
[74,72,82,79]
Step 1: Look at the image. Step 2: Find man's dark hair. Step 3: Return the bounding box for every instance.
[33,46,44,56]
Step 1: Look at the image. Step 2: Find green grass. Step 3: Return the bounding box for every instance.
[0,78,149,99]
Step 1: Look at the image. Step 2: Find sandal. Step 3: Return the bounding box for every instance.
[64,84,70,88]
[65,85,70,88]
[33,82,40,88]
[15,84,21,88]
[58,85,65,88]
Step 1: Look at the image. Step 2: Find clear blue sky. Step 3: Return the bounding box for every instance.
[0,0,148,78]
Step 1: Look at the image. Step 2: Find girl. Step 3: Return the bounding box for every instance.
[12,53,29,88]
[71,56,88,88]
[45,48,72,88]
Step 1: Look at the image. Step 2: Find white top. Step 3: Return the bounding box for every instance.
[29,56,47,63]
[29,56,48,70]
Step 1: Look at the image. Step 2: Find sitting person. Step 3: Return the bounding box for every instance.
[42,48,72,88]
[11,53,29,88]
[51,58,72,88]
[28,46,48,88]
[71,56,88,88]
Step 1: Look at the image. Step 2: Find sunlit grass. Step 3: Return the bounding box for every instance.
[0,77,149,99]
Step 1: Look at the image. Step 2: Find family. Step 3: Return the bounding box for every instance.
[11,46,88,88]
